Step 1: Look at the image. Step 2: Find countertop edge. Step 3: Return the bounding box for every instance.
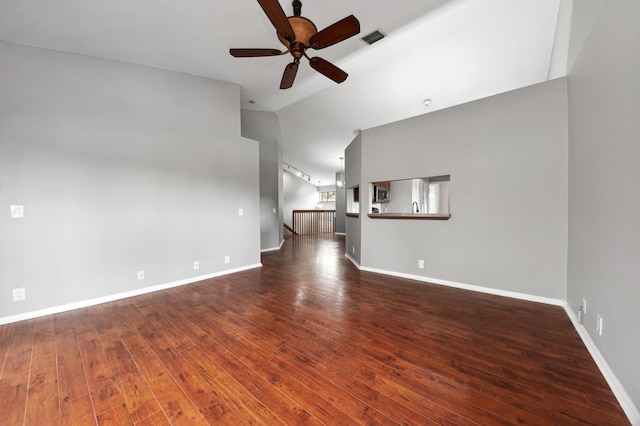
[367,213,451,220]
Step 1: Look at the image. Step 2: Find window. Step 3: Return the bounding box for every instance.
[319,191,336,202]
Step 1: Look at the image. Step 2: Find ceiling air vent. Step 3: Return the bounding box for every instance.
[361,29,386,45]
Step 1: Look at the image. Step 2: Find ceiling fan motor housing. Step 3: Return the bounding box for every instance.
[277,16,317,53]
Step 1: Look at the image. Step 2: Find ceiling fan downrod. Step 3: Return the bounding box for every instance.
[292,0,302,17]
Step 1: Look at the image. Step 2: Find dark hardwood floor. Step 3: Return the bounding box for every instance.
[0,234,629,425]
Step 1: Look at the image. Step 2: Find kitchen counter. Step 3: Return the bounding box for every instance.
[368,213,451,220]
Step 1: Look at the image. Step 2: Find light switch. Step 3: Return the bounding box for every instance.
[238,208,244,216]
[272,208,277,214]
[10,205,24,218]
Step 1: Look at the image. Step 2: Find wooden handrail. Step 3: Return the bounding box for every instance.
[283,223,298,235]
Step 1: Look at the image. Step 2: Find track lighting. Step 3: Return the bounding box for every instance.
[283,162,312,183]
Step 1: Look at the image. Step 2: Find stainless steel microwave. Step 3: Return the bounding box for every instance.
[374,185,389,203]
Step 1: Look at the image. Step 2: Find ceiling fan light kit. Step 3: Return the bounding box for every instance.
[230,0,360,89]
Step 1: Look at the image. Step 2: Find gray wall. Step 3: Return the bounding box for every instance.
[345,133,362,264]
[0,42,261,319]
[282,170,319,232]
[240,110,284,251]
[356,78,568,299]
[567,0,640,410]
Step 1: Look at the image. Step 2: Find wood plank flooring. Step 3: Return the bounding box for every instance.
[0,234,630,425]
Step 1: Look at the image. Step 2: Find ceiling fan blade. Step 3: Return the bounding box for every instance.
[257,0,296,43]
[229,48,283,57]
[309,15,360,50]
[309,57,348,84]
[280,62,299,89]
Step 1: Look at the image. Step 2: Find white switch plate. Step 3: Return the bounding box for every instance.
[596,315,603,335]
[194,261,200,270]
[224,255,230,264]
[273,208,277,214]
[10,205,24,218]
[13,287,26,301]
[137,270,144,280]
[582,298,587,314]
[352,246,355,254]
[418,259,425,269]
[238,208,244,216]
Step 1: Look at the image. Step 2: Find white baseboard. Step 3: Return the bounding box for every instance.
[350,263,639,425]
[261,247,280,252]
[563,303,640,425]
[344,253,360,268]
[261,239,284,252]
[334,232,346,236]
[358,266,564,306]
[0,263,262,326]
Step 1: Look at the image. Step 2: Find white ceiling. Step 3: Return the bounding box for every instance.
[0,0,565,185]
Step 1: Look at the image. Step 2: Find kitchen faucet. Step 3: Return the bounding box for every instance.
[412,201,419,213]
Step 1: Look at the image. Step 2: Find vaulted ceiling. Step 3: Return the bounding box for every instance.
[0,0,567,185]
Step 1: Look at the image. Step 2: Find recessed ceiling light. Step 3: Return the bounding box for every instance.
[423,99,432,107]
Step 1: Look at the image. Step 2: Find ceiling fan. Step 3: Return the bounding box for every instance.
[230,0,360,89]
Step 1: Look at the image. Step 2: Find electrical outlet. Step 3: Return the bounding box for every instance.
[582,298,587,315]
[578,307,584,324]
[238,208,244,216]
[137,270,144,280]
[194,261,200,270]
[10,205,24,218]
[272,208,277,214]
[418,259,425,269]
[13,287,26,301]
[596,315,603,336]
[224,255,230,264]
